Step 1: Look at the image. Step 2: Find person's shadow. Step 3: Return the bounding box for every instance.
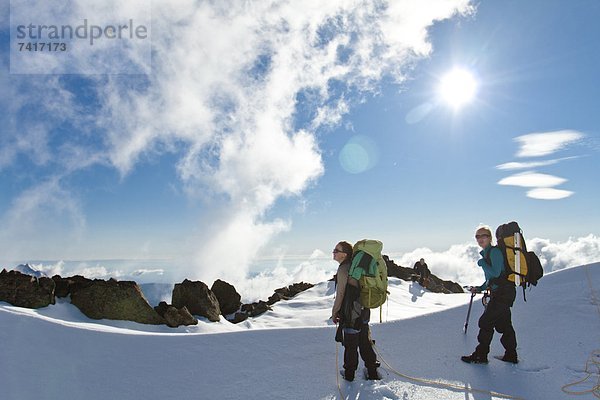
[409,282,425,302]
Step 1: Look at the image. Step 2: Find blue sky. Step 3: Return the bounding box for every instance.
[280,0,600,253]
[1,1,599,280]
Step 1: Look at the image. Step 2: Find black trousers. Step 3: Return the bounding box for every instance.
[475,286,517,356]
[343,323,378,373]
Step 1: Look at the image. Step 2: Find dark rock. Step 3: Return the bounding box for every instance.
[51,275,94,298]
[383,256,415,280]
[154,301,170,317]
[241,300,271,317]
[172,279,221,322]
[52,275,70,298]
[268,282,314,305]
[70,279,164,324]
[238,282,313,319]
[228,312,249,324]
[154,301,198,328]
[166,306,197,328]
[211,279,242,315]
[51,275,88,298]
[0,269,55,308]
[267,292,286,304]
[426,275,464,294]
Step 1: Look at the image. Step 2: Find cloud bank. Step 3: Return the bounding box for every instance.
[7,235,598,303]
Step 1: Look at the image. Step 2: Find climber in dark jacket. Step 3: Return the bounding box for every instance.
[461,225,518,365]
[413,258,430,286]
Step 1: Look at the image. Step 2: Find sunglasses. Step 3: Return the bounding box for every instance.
[332,249,345,254]
[475,234,491,239]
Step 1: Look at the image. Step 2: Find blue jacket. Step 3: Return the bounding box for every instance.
[477,244,504,291]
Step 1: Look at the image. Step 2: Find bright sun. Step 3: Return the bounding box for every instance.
[439,68,478,109]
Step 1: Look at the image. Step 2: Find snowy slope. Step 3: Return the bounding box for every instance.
[1,264,598,399]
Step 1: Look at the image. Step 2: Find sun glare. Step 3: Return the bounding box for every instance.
[439,68,478,109]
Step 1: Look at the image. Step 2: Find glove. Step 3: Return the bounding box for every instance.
[477,259,486,267]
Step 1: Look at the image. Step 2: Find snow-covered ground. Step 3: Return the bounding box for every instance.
[1,263,598,399]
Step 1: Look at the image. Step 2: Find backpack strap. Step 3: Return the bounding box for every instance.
[485,246,514,288]
[353,251,373,270]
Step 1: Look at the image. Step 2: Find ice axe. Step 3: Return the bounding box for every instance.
[463,288,476,334]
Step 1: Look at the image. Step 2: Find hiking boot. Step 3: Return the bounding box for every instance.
[461,352,488,364]
[340,370,354,382]
[366,368,381,380]
[498,353,519,364]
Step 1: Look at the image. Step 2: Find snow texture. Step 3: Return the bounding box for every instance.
[1,263,599,399]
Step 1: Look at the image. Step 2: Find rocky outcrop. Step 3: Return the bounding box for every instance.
[0,269,55,308]
[172,279,221,322]
[228,312,249,324]
[2,267,320,325]
[154,301,198,328]
[383,256,415,281]
[211,279,241,315]
[52,275,93,298]
[384,256,464,293]
[240,300,272,317]
[233,282,315,321]
[70,278,164,325]
[427,275,464,294]
[268,282,314,305]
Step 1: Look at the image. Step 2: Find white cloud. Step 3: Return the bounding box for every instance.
[94,0,473,279]
[527,235,600,273]
[131,269,164,277]
[497,171,566,188]
[2,0,474,277]
[232,255,338,302]
[0,179,86,260]
[392,244,484,286]
[495,156,579,171]
[526,187,573,200]
[0,75,48,170]
[514,130,584,158]
[496,130,585,200]
[28,261,65,278]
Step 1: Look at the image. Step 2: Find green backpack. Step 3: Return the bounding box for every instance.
[349,239,388,310]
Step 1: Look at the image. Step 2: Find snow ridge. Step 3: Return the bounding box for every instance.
[1,263,598,399]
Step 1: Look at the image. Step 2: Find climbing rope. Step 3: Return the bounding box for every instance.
[335,341,345,399]
[561,349,600,398]
[372,343,525,400]
[561,265,600,398]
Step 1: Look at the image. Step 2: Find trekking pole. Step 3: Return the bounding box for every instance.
[464,289,476,334]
